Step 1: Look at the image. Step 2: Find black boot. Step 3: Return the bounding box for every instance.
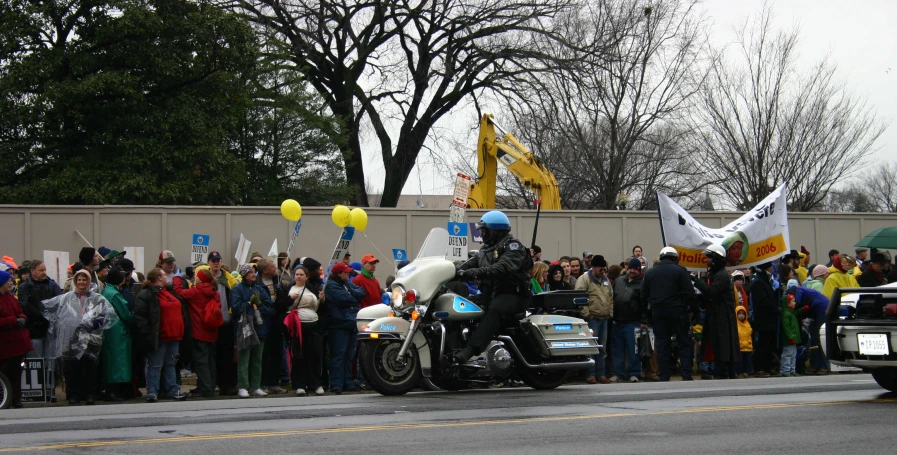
[454,346,477,364]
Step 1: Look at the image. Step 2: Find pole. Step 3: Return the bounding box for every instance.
[530,199,542,249]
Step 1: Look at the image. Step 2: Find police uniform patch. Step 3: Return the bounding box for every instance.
[507,242,521,251]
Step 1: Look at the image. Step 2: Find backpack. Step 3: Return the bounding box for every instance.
[202,293,224,329]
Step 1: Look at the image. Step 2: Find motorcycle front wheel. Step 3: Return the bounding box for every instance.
[361,340,422,396]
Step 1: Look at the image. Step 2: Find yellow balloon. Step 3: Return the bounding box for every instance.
[349,208,368,232]
[331,205,351,228]
[280,199,302,221]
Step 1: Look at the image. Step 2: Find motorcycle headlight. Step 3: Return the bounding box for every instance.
[390,286,406,311]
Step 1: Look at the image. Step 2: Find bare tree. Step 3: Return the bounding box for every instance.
[223,0,578,207]
[867,161,897,213]
[695,6,887,211]
[823,184,878,213]
[495,0,708,210]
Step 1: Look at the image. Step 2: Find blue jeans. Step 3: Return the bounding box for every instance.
[652,306,694,380]
[612,322,642,378]
[780,344,796,375]
[328,327,358,392]
[146,341,179,398]
[587,319,609,378]
[735,351,753,375]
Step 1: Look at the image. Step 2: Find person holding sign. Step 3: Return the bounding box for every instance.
[454,211,533,364]
[1,270,33,408]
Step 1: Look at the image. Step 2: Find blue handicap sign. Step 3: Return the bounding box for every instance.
[448,222,468,237]
[393,249,407,261]
[192,234,210,245]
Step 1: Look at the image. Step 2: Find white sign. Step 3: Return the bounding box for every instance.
[447,222,469,262]
[329,227,356,265]
[235,233,252,265]
[191,234,210,264]
[42,250,69,285]
[657,185,790,271]
[452,173,472,208]
[123,247,145,274]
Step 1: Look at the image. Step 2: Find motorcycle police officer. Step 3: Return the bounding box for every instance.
[454,211,532,363]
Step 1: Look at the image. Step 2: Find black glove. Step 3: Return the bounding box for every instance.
[456,269,478,281]
[16,317,26,328]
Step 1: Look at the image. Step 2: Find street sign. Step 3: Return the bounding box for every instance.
[191,234,210,264]
[392,249,407,261]
[452,173,472,208]
[447,222,469,261]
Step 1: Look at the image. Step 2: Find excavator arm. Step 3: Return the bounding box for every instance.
[467,114,562,210]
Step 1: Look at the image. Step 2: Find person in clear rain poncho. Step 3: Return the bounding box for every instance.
[41,269,119,405]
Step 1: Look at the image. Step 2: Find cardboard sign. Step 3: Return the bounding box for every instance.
[42,251,69,285]
[447,222,469,261]
[191,234,210,265]
[235,233,252,265]
[657,185,790,271]
[329,227,356,265]
[20,358,53,403]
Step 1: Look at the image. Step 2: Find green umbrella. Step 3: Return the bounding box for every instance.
[855,227,897,249]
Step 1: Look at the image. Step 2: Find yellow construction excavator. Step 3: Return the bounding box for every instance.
[467,114,562,210]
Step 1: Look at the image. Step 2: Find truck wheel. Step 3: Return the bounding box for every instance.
[519,369,569,390]
[361,340,421,396]
[872,368,897,393]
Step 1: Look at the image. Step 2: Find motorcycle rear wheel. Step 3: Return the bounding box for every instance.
[361,340,422,396]
[0,372,11,409]
[519,369,570,390]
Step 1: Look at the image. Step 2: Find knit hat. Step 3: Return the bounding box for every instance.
[800,245,810,256]
[106,266,125,286]
[0,270,11,287]
[72,269,92,284]
[350,261,362,271]
[812,265,828,278]
[300,257,322,271]
[627,258,641,270]
[238,263,255,277]
[591,255,608,268]
[758,261,773,271]
[1,256,18,270]
[787,279,799,289]
[119,258,135,272]
[197,268,214,283]
[98,246,111,258]
[79,247,96,265]
[397,260,411,270]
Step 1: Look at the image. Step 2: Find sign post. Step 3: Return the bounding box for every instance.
[329,227,356,267]
[285,220,302,259]
[191,234,210,265]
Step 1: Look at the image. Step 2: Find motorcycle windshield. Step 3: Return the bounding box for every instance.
[416,228,449,259]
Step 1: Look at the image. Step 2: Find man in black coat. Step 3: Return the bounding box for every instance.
[750,261,779,377]
[693,245,740,379]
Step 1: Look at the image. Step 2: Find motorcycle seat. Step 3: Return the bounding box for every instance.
[514,312,526,320]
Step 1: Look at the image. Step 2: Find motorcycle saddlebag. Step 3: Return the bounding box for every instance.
[523,314,600,357]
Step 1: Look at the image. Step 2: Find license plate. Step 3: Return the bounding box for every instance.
[857,333,890,356]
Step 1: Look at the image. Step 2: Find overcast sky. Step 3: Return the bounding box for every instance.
[362,0,896,197]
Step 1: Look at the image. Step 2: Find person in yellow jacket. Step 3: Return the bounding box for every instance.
[823,254,860,299]
[734,305,753,378]
[794,251,809,284]
[575,256,613,384]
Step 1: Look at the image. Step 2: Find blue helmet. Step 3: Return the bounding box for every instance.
[476,210,511,230]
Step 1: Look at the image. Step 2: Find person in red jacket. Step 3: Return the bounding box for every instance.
[352,254,383,309]
[1,270,34,408]
[177,268,221,398]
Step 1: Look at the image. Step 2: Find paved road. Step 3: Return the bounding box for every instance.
[1,375,895,454]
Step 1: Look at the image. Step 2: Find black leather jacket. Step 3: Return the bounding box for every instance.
[459,233,531,296]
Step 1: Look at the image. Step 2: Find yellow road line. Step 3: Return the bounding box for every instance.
[2,398,894,452]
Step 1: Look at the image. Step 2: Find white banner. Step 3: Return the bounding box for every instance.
[235,233,252,265]
[657,185,790,271]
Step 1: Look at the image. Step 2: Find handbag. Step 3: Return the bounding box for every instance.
[236,308,260,350]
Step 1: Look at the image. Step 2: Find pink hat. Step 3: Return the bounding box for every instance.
[812,265,829,278]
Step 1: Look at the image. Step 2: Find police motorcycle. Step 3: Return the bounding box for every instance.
[356,227,600,396]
